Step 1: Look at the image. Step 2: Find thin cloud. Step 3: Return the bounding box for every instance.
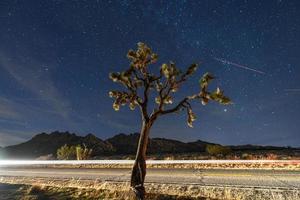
[0,52,72,120]
[0,97,21,119]
[0,129,34,147]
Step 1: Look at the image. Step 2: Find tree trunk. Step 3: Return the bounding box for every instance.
[130,120,152,200]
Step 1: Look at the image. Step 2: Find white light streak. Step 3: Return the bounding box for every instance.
[0,160,299,166]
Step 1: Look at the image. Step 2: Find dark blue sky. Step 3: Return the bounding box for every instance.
[0,0,299,147]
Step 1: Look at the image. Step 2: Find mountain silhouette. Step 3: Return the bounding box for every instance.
[0,131,297,159]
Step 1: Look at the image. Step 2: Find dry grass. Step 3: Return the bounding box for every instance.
[0,177,299,200]
[0,183,210,200]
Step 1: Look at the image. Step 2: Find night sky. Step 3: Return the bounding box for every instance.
[0,0,299,147]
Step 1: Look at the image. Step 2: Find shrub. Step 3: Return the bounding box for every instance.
[206,144,231,156]
[76,145,92,160]
[57,144,93,160]
[266,153,278,160]
[57,144,76,160]
[241,153,259,160]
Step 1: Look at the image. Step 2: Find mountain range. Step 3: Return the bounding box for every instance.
[0,131,296,159]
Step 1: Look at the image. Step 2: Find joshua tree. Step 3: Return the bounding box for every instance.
[109,43,231,199]
[76,144,93,160]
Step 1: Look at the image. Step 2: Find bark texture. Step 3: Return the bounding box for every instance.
[130,121,151,200]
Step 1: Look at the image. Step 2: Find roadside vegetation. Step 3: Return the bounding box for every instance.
[1,180,299,200]
[54,142,298,162]
[0,183,210,200]
[205,144,232,156]
[57,144,92,160]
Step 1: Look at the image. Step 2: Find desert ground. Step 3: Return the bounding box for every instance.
[0,160,300,200]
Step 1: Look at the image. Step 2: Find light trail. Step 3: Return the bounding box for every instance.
[214,57,266,75]
[0,160,299,166]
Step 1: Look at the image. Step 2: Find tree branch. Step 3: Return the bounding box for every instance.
[159,97,189,115]
[158,93,199,115]
[132,69,144,82]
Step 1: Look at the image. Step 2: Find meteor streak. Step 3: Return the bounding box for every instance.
[214,57,266,74]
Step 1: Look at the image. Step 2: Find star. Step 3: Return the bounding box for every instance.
[0,0,299,147]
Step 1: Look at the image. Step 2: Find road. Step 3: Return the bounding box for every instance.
[0,167,299,189]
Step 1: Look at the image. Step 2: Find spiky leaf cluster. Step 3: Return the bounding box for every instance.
[198,73,231,106]
[187,107,196,128]
[127,42,158,72]
[109,42,231,127]
[109,91,140,111]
